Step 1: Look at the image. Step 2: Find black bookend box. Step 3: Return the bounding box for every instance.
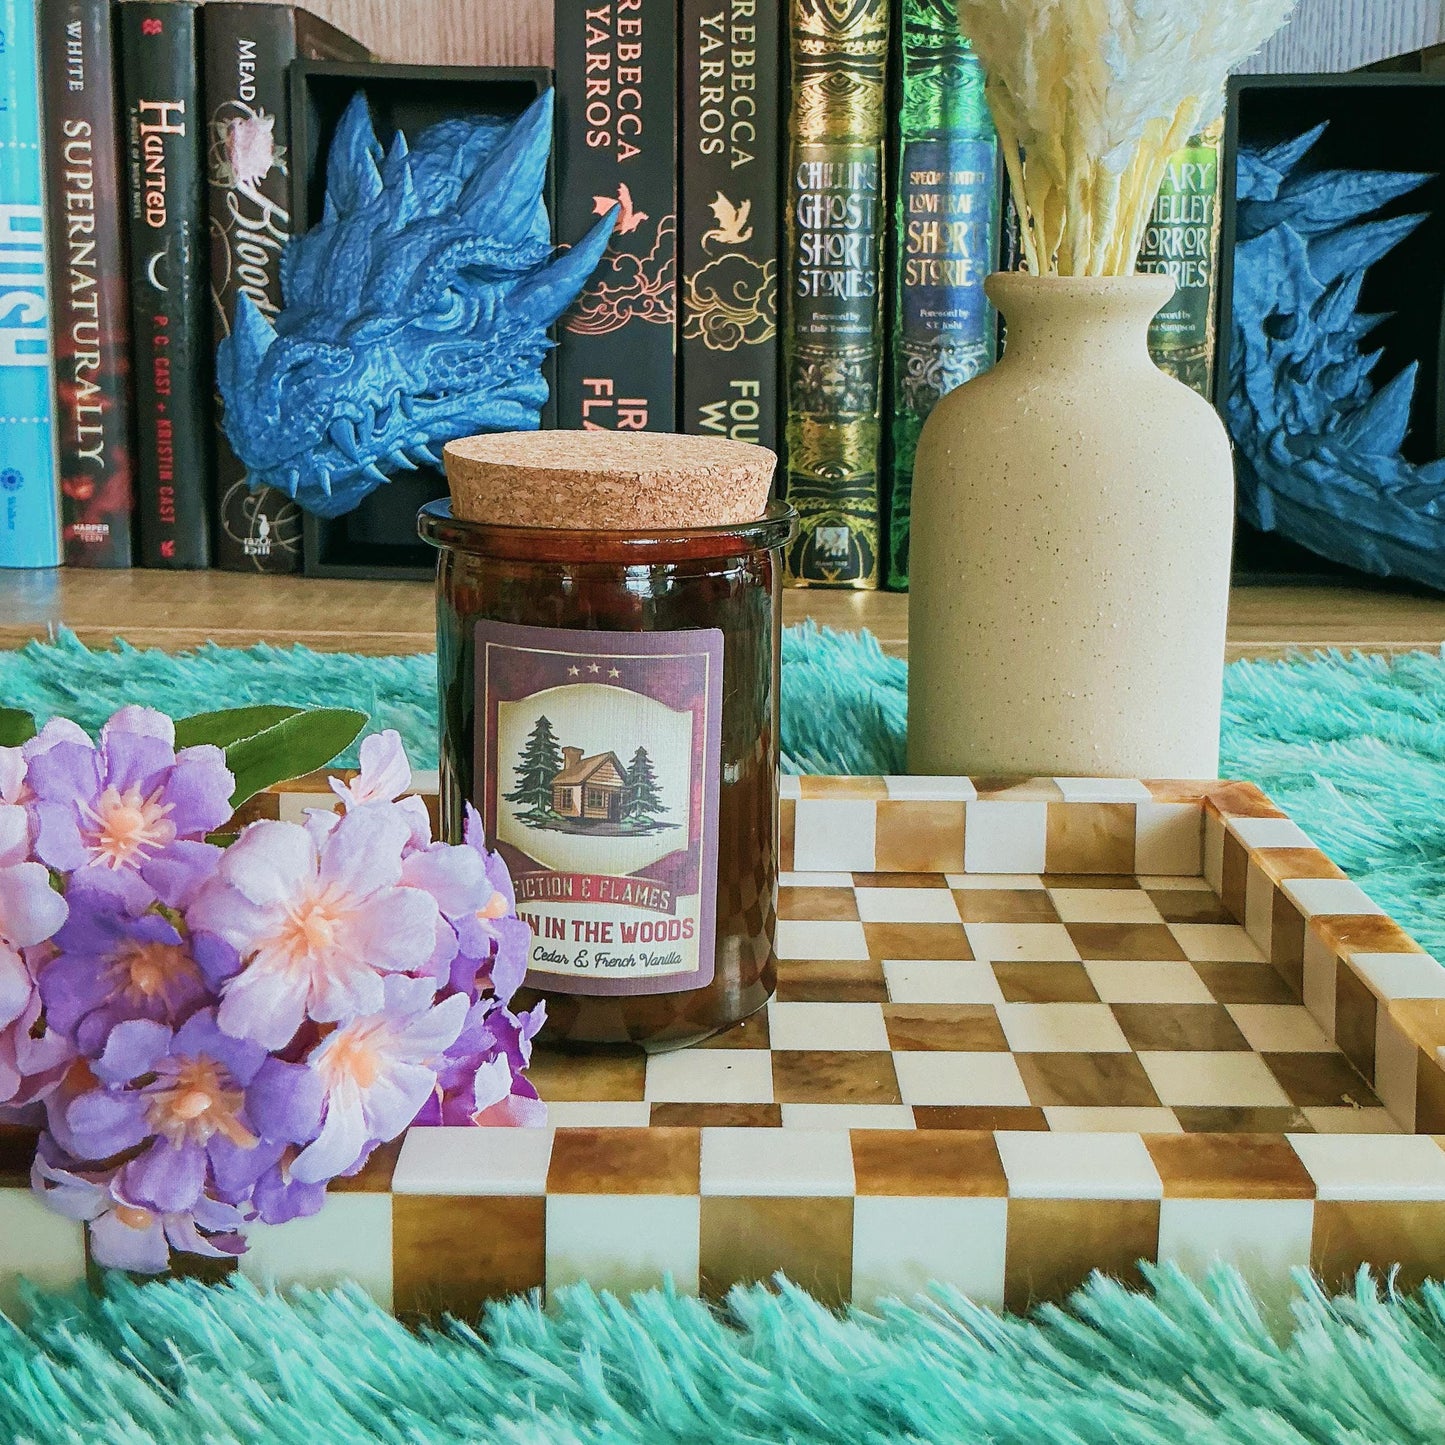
[289,63,552,580]
[1216,73,1445,588]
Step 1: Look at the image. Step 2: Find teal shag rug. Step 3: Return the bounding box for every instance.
[5,1266,1445,1443]
[5,632,1445,1436]
[3,626,1443,953]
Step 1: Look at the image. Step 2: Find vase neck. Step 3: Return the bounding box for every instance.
[985,274,1174,368]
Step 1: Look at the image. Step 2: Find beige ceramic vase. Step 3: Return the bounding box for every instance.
[907,272,1234,778]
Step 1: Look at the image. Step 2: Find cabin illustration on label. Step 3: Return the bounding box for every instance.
[503,714,678,837]
[551,747,625,822]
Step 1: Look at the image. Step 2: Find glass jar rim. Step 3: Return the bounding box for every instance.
[418,497,797,563]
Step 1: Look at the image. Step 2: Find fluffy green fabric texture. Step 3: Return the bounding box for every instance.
[2,627,1442,952]
[3,634,1444,1434]
[1,1267,1442,1443]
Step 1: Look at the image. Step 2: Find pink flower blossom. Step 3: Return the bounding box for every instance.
[288,975,466,1183]
[329,730,431,851]
[330,730,412,810]
[188,805,441,1048]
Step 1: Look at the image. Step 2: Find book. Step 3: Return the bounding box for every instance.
[40,0,135,568]
[886,0,998,589]
[679,0,781,453]
[203,2,368,574]
[781,0,888,587]
[1138,116,1224,398]
[554,0,677,432]
[0,0,61,568]
[119,0,210,568]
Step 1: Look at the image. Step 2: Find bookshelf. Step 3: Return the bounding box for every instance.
[5,572,1445,662]
[288,0,1445,72]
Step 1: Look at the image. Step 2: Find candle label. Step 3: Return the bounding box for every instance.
[475,619,723,995]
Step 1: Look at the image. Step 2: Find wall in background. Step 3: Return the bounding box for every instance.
[1241,0,1445,73]
[222,0,1445,73]
[280,0,551,67]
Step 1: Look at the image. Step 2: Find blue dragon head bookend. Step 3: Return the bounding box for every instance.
[1227,124,1445,590]
[216,89,615,518]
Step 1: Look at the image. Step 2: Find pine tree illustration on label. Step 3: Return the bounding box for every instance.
[476,620,723,995]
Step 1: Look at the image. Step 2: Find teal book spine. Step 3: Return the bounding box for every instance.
[886,0,997,589]
[0,0,62,568]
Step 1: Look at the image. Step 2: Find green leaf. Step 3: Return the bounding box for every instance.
[224,708,368,809]
[174,705,304,752]
[0,708,37,747]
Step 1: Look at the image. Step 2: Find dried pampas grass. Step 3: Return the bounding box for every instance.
[957,0,1297,276]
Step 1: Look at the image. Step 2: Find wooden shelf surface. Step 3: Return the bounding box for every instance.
[1,568,1443,662]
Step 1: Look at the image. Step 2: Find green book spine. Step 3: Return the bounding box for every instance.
[782,0,889,588]
[1138,117,1224,398]
[887,0,998,589]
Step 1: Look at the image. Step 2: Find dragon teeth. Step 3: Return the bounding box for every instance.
[328,418,361,461]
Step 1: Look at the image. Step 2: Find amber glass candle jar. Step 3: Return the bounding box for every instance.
[418,433,795,1051]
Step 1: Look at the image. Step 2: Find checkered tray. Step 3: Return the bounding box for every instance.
[6,773,1445,1320]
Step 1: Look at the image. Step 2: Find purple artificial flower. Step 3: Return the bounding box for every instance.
[0,747,25,807]
[32,1137,245,1273]
[471,1055,547,1128]
[328,730,432,856]
[15,710,556,1270]
[329,730,412,811]
[268,974,466,1184]
[0,774,70,1109]
[401,804,530,1004]
[1,718,92,811]
[0,826,67,1030]
[187,804,441,1049]
[25,707,234,911]
[57,1009,266,1214]
[414,993,546,1128]
[457,805,532,997]
[41,884,236,1056]
[0,986,75,1110]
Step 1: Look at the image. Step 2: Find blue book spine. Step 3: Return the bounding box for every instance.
[0,0,60,568]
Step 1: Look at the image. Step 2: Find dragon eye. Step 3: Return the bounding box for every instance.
[418,288,468,331]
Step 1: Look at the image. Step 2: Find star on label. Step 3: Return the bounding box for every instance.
[608,667,621,678]
[567,665,580,676]
[587,663,601,673]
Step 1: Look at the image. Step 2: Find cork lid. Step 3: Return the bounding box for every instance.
[443,431,777,530]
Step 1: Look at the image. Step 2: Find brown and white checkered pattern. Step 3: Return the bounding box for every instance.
[4,774,1445,1318]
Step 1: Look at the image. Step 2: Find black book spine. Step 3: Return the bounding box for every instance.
[40,0,135,567]
[203,4,368,573]
[554,0,677,432]
[119,0,210,568]
[202,3,301,573]
[679,0,781,453]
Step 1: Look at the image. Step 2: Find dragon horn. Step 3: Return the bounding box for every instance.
[326,92,385,215]
[229,293,278,374]
[380,131,411,188]
[391,155,421,233]
[509,207,618,323]
[459,90,553,238]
